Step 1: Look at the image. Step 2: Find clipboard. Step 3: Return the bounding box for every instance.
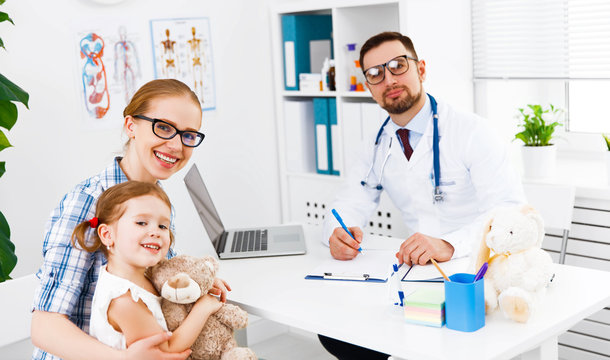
[305,250,396,282]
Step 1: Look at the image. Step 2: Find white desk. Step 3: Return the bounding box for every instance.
[218,226,610,360]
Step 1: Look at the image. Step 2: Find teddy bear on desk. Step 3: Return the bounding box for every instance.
[474,205,555,323]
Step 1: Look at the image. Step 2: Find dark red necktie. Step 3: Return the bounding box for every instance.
[396,128,413,160]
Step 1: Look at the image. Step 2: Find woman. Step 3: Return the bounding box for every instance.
[31,79,228,360]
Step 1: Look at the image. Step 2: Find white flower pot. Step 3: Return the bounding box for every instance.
[521,144,557,180]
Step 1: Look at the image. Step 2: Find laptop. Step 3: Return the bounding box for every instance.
[184,164,307,259]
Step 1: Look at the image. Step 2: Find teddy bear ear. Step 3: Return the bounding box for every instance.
[522,205,545,247]
[474,215,493,271]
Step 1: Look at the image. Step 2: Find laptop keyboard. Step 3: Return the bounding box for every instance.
[231,230,268,252]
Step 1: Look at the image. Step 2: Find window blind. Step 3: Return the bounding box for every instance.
[472,0,610,79]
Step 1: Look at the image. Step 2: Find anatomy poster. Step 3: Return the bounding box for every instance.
[150,17,216,111]
[75,22,146,127]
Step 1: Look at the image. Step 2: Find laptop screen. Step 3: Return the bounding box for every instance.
[184,164,226,247]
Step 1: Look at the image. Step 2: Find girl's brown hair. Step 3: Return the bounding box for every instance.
[71,181,174,257]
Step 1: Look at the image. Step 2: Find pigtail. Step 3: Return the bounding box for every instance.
[71,221,103,253]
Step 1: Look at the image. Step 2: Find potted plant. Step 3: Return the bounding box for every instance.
[514,104,562,179]
[0,0,29,283]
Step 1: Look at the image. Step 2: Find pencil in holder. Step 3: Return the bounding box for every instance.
[444,273,485,332]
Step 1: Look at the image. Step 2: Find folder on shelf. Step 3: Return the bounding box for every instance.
[283,100,316,173]
[313,98,331,175]
[281,14,333,91]
[341,102,364,170]
[329,98,340,176]
[401,257,469,283]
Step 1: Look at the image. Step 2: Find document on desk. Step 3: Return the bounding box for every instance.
[305,234,403,282]
[401,257,469,282]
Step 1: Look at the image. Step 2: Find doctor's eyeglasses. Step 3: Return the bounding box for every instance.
[363,55,419,85]
[134,115,205,147]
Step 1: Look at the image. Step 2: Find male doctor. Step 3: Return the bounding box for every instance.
[325,31,525,268]
[318,30,526,360]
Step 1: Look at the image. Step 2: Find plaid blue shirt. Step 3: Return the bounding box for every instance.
[32,157,176,360]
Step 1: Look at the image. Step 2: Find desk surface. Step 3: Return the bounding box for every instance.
[218,226,610,360]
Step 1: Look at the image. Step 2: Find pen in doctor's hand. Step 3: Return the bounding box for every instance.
[331,209,362,252]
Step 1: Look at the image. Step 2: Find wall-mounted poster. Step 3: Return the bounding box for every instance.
[150,17,216,111]
[75,21,147,127]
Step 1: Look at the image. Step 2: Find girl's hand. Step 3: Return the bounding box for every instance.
[209,277,231,302]
[196,294,223,315]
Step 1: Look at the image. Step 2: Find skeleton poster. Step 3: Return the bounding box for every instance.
[150,17,216,111]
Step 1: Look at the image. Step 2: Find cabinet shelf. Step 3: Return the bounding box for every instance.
[282,91,337,98]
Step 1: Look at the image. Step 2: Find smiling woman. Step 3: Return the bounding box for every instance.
[29,79,229,360]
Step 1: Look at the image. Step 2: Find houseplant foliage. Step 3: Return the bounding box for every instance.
[514,104,561,146]
[603,134,610,151]
[0,0,29,282]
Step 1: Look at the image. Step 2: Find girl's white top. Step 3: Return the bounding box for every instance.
[89,265,168,349]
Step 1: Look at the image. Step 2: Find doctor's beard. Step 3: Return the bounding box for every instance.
[381,84,423,115]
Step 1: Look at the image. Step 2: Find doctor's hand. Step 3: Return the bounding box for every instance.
[396,233,454,266]
[329,226,363,260]
[209,277,231,302]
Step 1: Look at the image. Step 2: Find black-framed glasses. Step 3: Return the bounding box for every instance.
[363,55,419,85]
[133,115,205,147]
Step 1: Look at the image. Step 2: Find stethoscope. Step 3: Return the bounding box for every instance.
[360,93,444,203]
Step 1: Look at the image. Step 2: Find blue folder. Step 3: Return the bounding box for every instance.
[313,98,331,175]
[281,15,333,91]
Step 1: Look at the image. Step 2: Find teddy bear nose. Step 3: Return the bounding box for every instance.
[167,273,191,289]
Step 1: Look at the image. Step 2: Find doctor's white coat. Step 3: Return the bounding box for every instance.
[322,98,525,258]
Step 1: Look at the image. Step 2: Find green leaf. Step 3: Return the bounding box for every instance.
[0,161,5,178]
[0,73,29,108]
[0,210,16,283]
[0,129,12,152]
[0,37,4,50]
[0,1,6,6]
[0,100,17,130]
[0,12,14,25]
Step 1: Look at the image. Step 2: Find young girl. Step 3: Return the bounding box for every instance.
[72,181,222,352]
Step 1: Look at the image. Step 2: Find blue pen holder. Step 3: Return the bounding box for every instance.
[444,273,485,332]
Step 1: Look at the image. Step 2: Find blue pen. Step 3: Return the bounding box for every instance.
[393,263,404,306]
[474,262,488,282]
[331,209,362,252]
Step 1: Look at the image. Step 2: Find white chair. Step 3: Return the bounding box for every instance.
[522,182,576,264]
[0,274,37,350]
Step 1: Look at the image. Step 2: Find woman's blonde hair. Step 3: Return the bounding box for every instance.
[71,181,174,257]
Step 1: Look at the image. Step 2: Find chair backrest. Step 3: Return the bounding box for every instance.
[522,182,575,231]
[0,274,38,348]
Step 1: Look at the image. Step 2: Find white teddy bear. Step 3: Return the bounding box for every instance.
[473,205,555,323]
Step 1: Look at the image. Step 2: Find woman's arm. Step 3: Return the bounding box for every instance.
[31,310,190,360]
[109,292,222,353]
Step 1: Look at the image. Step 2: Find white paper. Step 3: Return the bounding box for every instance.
[402,257,469,282]
[308,250,396,281]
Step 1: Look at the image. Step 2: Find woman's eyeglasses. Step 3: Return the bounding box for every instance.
[134,115,205,147]
[363,55,418,85]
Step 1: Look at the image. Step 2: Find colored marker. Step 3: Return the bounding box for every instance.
[331,209,362,252]
[473,262,488,282]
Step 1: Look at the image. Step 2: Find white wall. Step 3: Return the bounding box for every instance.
[0,0,293,277]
